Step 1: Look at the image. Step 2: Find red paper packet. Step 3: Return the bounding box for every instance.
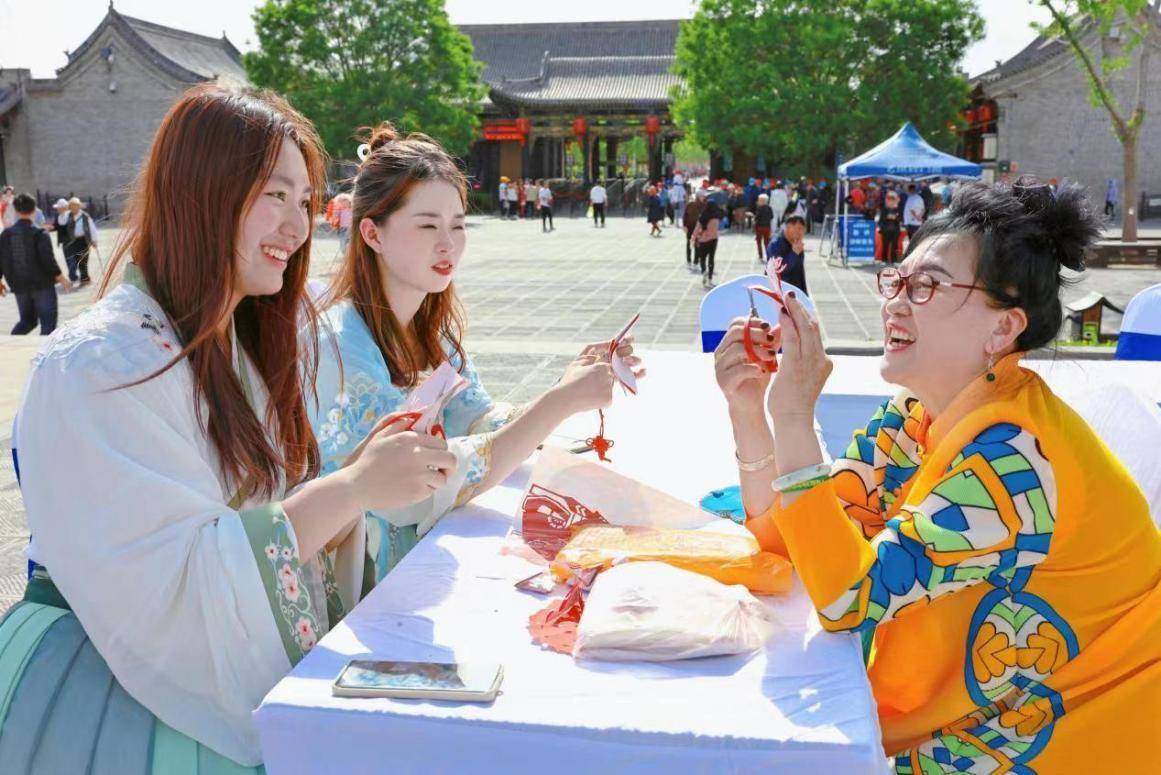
[520,483,610,561]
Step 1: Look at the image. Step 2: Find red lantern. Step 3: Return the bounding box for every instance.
[572,117,587,139]
[515,117,531,147]
[645,115,661,146]
[977,104,995,123]
[963,108,977,124]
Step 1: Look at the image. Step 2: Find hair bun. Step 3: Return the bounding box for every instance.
[1010,175,1099,273]
[367,122,401,152]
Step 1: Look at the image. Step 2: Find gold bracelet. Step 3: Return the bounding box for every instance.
[735,450,776,472]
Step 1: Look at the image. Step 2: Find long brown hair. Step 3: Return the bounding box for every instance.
[327,122,467,388]
[100,84,327,498]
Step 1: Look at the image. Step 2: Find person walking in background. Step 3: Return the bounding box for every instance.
[753,193,775,262]
[505,178,519,219]
[524,179,537,218]
[940,180,955,211]
[0,192,73,335]
[63,197,98,285]
[848,181,867,215]
[498,176,510,219]
[692,193,723,288]
[1104,178,1119,218]
[684,189,706,271]
[660,184,673,226]
[770,183,789,229]
[0,187,16,229]
[903,184,926,239]
[878,189,903,263]
[670,177,687,229]
[589,179,607,227]
[646,185,664,237]
[765,213,807,293]
[919,180,934,215]
[516,180,527,219]
[47,198,70,258]
[537,180,554,232]
[333,193,353,253]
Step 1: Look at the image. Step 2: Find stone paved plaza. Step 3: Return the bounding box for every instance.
[1,212,1159,610]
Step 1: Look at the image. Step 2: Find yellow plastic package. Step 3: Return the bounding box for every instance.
[550,525,793,595]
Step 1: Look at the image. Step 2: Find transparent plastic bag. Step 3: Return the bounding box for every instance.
[573,562,776,662]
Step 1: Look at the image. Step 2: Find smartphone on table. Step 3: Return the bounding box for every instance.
[332,659,503,702]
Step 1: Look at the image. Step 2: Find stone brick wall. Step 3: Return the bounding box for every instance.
[985,32,1161,207]
[11,26,194,218]
[0,69,36,190]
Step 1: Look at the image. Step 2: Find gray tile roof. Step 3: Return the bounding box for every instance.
[973,11,1160,86]
[972,31,1070,85]
[490,54,680,109]
[121,14,246,83]
[63,9,246,84]
[460,20,682,86]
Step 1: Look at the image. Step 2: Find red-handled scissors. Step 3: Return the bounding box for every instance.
[377,410,447,440]
[744,285,783,373]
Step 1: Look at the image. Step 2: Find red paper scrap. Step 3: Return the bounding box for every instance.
[528,583,585,654]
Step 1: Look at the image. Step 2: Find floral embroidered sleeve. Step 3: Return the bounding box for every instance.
[443,349,521,437]
[238,502,324,662]
[773,422,1057,636]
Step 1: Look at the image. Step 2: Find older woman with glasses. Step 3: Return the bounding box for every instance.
[713,178,1159,772]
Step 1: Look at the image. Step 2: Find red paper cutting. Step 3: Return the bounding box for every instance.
[520,484,611,561]
[528,582,585,654]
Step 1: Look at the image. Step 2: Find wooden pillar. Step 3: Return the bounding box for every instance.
[605,136,619,181]
[648,137,662,183]
[591,136,602,183]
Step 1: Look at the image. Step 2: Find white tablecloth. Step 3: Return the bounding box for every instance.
[256,352,894,774]
[255,352,1161,774]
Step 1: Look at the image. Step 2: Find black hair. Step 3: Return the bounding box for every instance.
[12,193,36,214]
[783,215,806,226]
[904,176,1102,352]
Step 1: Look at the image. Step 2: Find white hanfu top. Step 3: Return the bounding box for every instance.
[14,273,364,766]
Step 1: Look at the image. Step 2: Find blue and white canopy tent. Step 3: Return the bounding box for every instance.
[834,123,982,263]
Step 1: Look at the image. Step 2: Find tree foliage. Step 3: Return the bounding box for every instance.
[244,0,485,160]
[672,0,984,174]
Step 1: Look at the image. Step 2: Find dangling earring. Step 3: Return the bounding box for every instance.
[985,351,996,382]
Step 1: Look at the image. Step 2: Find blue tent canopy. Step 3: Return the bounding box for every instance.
[838,122,981,180]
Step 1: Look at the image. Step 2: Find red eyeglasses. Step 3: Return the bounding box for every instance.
[876,267,987,305]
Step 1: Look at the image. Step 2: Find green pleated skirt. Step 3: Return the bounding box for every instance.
[0,583,264,774]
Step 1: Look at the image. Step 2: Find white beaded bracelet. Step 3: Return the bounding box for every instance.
[771,463,832,493]
[735,450,776,472]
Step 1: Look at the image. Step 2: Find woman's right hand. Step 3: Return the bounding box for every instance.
[342,422,458,512]
[552,348,617,414]
[714,316,778,413]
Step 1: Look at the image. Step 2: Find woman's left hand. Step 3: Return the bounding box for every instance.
[767,292,831,423]
[608,334,646,382]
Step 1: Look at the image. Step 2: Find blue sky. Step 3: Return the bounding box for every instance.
[0,0,1051,79]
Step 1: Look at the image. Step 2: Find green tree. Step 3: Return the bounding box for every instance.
[1036,0,1161,243]
[244,0,485,160]
[672,0,983,176]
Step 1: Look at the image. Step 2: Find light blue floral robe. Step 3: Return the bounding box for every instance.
[310,300,516,586]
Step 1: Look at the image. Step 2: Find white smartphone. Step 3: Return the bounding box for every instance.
[331,659,503,702]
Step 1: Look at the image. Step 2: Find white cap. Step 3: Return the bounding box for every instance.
[53,198,69,209]
[67,196,83,206]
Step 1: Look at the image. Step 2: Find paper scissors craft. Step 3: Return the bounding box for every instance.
[586,312,640,462]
